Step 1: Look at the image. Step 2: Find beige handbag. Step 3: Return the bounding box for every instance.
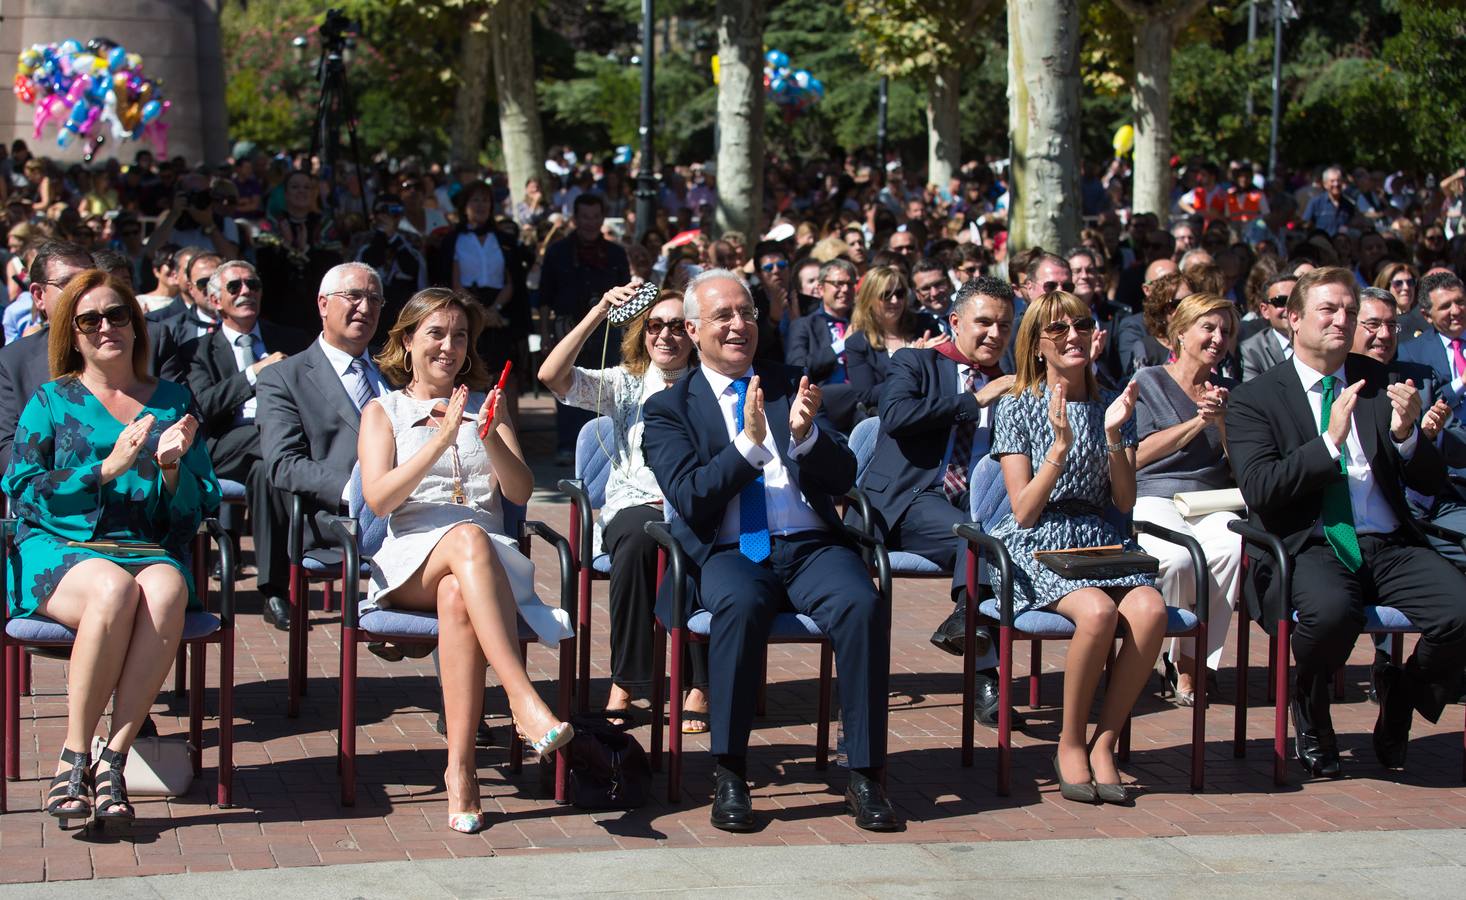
[91,736,194,797]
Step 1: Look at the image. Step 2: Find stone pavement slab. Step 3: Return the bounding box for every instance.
[1,829,1462,898]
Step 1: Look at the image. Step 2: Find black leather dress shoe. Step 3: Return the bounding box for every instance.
[264,595,292,633]
[974,669,1027,730]
[1291,697,1342,779]
[710,771,756,832]
[846,775,902,832]
[1372,663,1411,769]
[929,599,992,658]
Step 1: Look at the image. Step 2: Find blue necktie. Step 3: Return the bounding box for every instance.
[731,377,771,563]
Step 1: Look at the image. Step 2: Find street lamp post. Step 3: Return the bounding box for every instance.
[634,0,658,242]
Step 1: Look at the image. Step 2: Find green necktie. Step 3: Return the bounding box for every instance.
[1318,376,1362,572]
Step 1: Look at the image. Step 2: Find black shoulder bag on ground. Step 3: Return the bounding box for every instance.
[565,714,651,810]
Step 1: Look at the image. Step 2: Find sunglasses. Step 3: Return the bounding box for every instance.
[1040,280,1076,293]
[226,277,262,295]
[823,279,854,290]
[195,277,211,292]
[645,318,687,337]
[881,288,907,302]
[760,260,789,273]
[1390,278,1416,289]
[74,304,133,335]
[1265,296,1290,308]
[1041,316,1097,337]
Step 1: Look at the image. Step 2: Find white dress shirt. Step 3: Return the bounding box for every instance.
[700,365,826,544]
[1272,328,1292,359]
[220,320,265,423]
[454,230,506,289]
[941,363,995,475]
[1292,356,1416,537]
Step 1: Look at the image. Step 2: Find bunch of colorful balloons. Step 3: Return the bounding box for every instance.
[763,49,825,122]
[13,37,171,160]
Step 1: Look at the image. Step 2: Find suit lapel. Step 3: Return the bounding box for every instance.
[1347,357,1381,461]
[687,370,724,460]
[938,354,958,397]
[1425,329,1452,383]
[1280,362,1319,448]
[306,343,362,434]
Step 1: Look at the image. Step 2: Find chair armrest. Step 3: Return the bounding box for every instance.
[954,522,1013,627]
[643,520,691,630]
[0,518,11,627]
[845,487,875,538]
[838,521,891,603]
[1133,518,1208,628]
[1417,517,1466,546]
[202,518,236,625]
[556,478,595,567]
[523,520,576,618]
[286,491,345,565]
[325,516,361,628]
[1226,518,1291,619]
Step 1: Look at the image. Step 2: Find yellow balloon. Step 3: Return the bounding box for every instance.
[1113,124,1135,157]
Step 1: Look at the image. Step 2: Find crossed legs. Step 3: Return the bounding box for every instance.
[1051,585,1168,787]
[38,559,189,816]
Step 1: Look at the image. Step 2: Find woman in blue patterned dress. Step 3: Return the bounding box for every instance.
[3,270,219,825]
[988,290,1166,803]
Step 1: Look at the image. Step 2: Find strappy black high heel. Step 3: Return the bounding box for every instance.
[92,747,134,825]
[45,747,92,825]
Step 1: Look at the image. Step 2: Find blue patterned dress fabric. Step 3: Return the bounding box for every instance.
[732,377,770,563]
[987,387,1153,614]
[1,378,220,617]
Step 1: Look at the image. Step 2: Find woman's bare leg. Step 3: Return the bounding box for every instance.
[1051,588,1120,785]
[104,565,188,753]
[434,575,487,813]
[35,559,140,812]
[386,524,561,743]
[1089,586,1168,784]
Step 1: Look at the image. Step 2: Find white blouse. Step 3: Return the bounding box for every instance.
[454,230,506,289]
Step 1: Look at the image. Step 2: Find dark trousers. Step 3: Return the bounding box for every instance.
[602,503,708,692]
[699,532,888,768]
[214,448,289,599]
[1292,532,1466,722]
[886,488,970,600]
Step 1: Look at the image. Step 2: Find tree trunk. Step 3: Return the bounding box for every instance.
[926,62,962,190]
[714,0,765,239]
[1130,18,1174,219]
[451,6,492,166]
[489,0,545,208]
[1007,0,1082,256]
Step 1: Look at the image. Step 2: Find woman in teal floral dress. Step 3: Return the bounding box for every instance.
[3,270,219,825]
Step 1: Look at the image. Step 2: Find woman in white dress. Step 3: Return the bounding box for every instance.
[359,287,574,835]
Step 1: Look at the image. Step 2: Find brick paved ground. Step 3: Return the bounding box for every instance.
[3,394,1466,883]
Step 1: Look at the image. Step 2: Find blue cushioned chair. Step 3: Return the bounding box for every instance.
[1228,519,1466,785]
[643,521,892,803]
[845,416,951,577]
[167,478,246,702]
[956,453,1211,796]
[556,415,616,712]
[0,519,237,814]
[325,465,577,806]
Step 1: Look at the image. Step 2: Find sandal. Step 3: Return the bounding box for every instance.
[603,707,640,728]
[681,710,710,735]
[45,747,92,822]
[519,720,575,757]
[92,747,134,824]
[447,811,485,834]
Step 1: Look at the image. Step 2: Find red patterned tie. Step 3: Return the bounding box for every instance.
[943,370,979,502]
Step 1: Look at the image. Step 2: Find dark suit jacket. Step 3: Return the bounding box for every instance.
[863,347,1009,536]
[145,296,188,323]
[1225,353,1449,626]
[784,310,844,384]
[186,323,312,470]
[256,341,373,525]
[643,363,857,571]
[0,321,191,472]
[843,312,943,414]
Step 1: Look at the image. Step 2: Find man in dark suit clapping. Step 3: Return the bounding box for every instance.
[644,269,899,834]
[784,259,859,431]
[187,259,311,627]
[1226,266,1466,778]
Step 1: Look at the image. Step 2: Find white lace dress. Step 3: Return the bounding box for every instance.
[363,390,573,645]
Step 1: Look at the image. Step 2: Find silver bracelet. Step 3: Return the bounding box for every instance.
[1042,455,1063,469]
[1106,441,1126,454]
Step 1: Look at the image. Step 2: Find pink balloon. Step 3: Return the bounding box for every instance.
[145,119,169,156]
[32,94,65,138]
[81,103,100,135]
[65,78,86,104]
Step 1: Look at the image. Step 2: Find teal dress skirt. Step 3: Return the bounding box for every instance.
[2,377,221,618]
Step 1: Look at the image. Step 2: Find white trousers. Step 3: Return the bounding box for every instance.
[1133,495,1243,671]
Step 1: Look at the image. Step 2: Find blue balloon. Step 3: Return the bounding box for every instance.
[57,126,76,148]
[59,39,83,57]
[765,49,789,70]
[809,78,825,99]
[107,46,128,72]
[141,99,162,124]
[793,69,811,89]
[65,101,90,128]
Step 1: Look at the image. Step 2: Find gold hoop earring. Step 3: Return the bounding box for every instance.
[404,354,413,374]
[459,357,471,376]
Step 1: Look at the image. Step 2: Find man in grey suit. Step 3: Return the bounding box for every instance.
[256,262,389,628]
[1239,271,1297,380]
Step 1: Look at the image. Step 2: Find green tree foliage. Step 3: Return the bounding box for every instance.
[1384,1,1466,171]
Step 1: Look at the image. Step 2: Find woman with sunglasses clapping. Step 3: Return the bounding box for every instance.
[987,290,1166,804]
[537,281,711,732]
[2,269,220,827]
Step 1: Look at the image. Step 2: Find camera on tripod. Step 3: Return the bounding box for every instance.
[319,8,358,54]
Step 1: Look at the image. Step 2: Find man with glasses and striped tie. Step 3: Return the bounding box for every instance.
[257,262,388,632]
[186,259,310,629]
[644,269,900,834]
